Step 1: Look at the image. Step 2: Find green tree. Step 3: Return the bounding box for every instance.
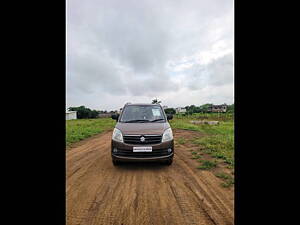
[199,103,213,113]
[68,106,100,119]
[227,104,234,113]
[164,108,176,115]
[90,110,100,118]
[184,105,201,114]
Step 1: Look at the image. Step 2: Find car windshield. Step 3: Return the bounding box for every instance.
[120,105,165,123]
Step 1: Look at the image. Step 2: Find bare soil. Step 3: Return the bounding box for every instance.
[66,129,234,225]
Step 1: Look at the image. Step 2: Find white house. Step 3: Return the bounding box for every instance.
[66,111,77,120]
[176,107,186,114]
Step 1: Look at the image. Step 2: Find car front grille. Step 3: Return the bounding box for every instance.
[123,135,162,145]
[113,148,170,158]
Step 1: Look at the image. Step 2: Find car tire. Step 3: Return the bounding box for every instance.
[112,160,120,166]
[164,158,173,165]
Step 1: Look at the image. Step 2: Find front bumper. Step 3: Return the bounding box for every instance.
[111,139,174,161]
[112,153,173,162]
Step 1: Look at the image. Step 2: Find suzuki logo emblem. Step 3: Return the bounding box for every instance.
[140,136,145,142]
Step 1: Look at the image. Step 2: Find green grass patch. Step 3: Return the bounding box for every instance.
[194,134,234,167]
[215,172,232,180]
[66,118,115,146]
[197,160,217,170]
[191,155,202,159]
[170,116,234,169]
[215,172,234,188]
[174,113,234,121]
[221,181,234,188]
[177,137,186,145]
[226,164,234,169]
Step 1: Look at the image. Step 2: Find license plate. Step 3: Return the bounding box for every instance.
[133,146,152,152]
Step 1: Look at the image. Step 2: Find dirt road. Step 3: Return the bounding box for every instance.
[66,130,234,225]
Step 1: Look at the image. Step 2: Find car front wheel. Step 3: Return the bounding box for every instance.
[112,159,120,166]
[164,158,173,165]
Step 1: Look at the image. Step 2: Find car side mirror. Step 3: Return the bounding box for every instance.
[111,114,119,121]
[167,114,173,120]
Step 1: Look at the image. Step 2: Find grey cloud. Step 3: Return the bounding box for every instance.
[207,53,233,86]
[67,51,127,95]
[124,72,179,96]
[67,0,233,110]
[186,53,233,90]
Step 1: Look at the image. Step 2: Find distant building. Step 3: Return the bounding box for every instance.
[162,105,168,110]
[66,111,77,120]
[208,104,227,113]
[176,107,187,114]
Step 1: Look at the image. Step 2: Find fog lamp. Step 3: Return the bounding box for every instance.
[167,148,172,153]
[113,148,118,153]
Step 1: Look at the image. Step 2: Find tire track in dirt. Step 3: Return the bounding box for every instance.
[176,147,234,215]
[66,129,234,225]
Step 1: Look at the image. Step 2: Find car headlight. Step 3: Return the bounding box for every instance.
[112,128,123,142]
[162,128,173,142]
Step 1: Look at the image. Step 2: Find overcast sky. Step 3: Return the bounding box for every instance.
[67,0,233,111]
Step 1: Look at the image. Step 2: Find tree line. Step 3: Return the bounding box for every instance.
[151,98,233,115]
[68,102,234,119]
[164,103,234,115]
[68,106,101,119]
[68,106,119,119]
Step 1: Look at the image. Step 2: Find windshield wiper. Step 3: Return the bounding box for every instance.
[124,119,150,123]
[150,119,165,122]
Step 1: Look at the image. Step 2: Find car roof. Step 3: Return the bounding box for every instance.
[125,103,161,106]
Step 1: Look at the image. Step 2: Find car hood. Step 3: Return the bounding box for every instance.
[115,122,170,135]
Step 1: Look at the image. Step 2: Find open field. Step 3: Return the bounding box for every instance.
[66,118,115,146]
[170,113,234,187]
[174,112,234,121]
[66,114,234,225]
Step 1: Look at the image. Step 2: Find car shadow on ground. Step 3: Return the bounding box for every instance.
[113,161,170,171]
